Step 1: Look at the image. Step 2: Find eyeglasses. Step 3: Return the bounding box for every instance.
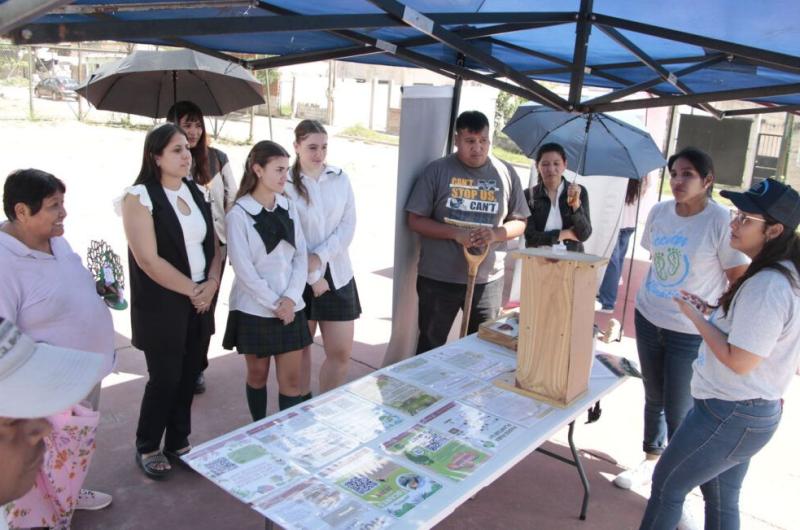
[730,210,766,226]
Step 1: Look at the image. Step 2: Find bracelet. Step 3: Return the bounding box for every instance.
[207,277,220,287]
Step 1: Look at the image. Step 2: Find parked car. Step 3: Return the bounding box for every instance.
[34,77,79,100]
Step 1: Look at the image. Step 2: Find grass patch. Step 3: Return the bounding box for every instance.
[340,124,398,145]
[0,77,30,88]
[492,146,530,168]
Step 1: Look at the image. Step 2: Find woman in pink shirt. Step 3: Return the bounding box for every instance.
[0,168,116,526]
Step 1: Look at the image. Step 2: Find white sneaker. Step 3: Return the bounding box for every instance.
[613,459,657,490]
[678,500,704,529]
[594,300,614,313]
[76,489,113,511]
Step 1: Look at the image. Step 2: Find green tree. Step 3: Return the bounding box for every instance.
[494,91,523,137]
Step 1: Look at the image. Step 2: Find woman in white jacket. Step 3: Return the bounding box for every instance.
[285,120,361,396]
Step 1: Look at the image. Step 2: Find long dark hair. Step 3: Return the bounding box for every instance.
[133,123,187,186]
[235,140,290,200]
[717,215,800,315]
[291,119,327,204]
[625,178,642,205]
[167,101,211,185]
[668,146,714,197]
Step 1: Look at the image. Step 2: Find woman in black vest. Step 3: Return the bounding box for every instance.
[524,142,592,252]
[119,123,221,479]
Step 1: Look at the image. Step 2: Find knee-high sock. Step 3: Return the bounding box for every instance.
[246,384,267,421]
[279,393,305,411]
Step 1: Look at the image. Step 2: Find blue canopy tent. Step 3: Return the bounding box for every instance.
[3,0,800,118]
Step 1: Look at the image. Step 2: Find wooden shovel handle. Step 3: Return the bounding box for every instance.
[459,244,490,338]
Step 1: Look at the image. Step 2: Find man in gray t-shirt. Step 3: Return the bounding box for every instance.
[405,111,529,354]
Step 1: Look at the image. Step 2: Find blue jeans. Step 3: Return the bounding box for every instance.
[598,227,635,309]
[640,398,782,530]
[635,310,702,455]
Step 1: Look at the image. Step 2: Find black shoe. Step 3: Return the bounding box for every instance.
[194,373,206,394]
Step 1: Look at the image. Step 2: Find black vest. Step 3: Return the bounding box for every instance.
[128,179,215,352]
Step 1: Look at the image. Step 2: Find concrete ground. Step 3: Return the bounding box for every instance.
[0,93,797,530]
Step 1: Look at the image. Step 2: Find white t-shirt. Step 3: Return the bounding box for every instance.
[692,262,800,401]
[636,200,750,334]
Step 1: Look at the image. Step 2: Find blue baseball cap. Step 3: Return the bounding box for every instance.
[721,178,800,231]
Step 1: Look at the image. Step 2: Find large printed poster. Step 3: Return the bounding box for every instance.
[246,411,360,470]
[321,448,443,518]
[387,357,486,397]
[419,401,519,452]
[183,432,306,502]
[347,374,442,416]
[382,425,490,482]
[302,392,404,443]
[254,477,391,530]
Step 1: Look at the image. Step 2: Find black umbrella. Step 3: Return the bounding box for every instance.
[76,49,264,118]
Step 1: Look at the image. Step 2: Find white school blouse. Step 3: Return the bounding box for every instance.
[284,165,356,289]
[225,193,307,317]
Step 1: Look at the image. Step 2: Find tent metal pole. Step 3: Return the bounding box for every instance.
[446,55,465,154]
[589,82,800,113]
[585,54,728,106]
[0,0,72,34]
[596,25,723,119]
[568,0,594,109]
[593,13,800,75]
[366,0,571,110]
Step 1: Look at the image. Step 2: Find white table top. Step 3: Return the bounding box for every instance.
[185,334,626,529]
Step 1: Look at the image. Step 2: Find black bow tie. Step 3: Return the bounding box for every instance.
[249,204,295,253]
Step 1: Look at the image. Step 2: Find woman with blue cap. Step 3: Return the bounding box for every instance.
[640,178,800,529]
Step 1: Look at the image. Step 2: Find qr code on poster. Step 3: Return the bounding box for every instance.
[344,476,379,495]
[422,431,447,452]
[206,456,237,476]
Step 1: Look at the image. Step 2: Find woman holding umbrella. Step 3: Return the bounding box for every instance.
[167,100,238,394]
[119,123,221,479]
[640,178,800,529]
[524,142,592,252]
[614,147,749,491]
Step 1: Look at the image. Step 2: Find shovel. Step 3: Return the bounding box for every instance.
[459,243,490,338]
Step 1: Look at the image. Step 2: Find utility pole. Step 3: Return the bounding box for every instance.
[27,46,34,119]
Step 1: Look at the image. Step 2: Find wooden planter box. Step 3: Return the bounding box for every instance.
[501,248,607,408]
[478,309,519,351]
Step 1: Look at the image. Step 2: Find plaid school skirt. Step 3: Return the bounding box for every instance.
[222,309,312,357]
[303,266,362,322]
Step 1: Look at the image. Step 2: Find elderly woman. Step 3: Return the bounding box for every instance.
[119,123,221,479]
[524,142,592,252]
[0,168,115,526]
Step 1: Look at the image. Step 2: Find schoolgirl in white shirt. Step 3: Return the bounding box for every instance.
[222,140,310,419]
[285,120,361,396]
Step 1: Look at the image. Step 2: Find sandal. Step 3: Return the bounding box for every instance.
[136,450,171,480]
[164,445,192,467]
